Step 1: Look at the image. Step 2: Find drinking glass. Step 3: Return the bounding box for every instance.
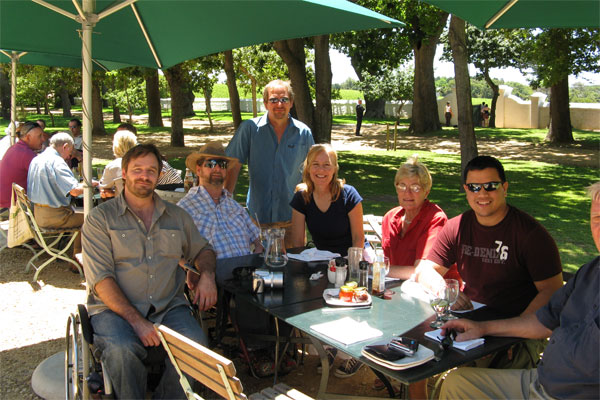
[429,283,449,328]
[443,279,460,321]
[347,247,362,282]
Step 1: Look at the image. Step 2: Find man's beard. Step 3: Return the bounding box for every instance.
[125,178,155,198]
[208,175,225,186]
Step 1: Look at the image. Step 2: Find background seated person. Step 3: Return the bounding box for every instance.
[98,129,137,198]
[27,132,98,260]
[439,182,600,400]
[290,143,364,256]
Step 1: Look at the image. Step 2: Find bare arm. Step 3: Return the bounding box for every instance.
[521,272,564,315]
[348,202,365,248]
[290,209,307,248]
[95,277,161,346]
[388,263,418,280]
[442,313,552,343]
[416,258,474,310]
[415,259,449,291]
[224,161,241,194]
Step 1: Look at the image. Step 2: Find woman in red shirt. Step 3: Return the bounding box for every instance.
[382,155,448,280]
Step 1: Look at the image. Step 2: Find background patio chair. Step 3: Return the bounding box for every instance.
[12,183,81,281]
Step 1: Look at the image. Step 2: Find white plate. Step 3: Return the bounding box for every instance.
[361,339,435,370]
[323,288,372,307]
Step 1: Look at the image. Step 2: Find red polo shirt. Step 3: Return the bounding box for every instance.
[0,140,37,208]
[381,200,447,266]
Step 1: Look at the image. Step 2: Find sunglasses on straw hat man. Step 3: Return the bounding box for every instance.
[186,142,239,172]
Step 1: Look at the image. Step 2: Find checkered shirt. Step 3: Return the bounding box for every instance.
[177,186,260,259]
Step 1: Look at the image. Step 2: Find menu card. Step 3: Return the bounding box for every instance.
[310,317,382,345]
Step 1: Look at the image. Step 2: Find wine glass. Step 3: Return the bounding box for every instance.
[429,282,449,328]
[443,279,460,321]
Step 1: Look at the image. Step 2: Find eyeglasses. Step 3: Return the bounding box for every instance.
[267,97,290,104]
[68,125,78,130]
[438,329,457,351]
[201,159,228,169]
[465,181,502,193]
[396,183,422,193]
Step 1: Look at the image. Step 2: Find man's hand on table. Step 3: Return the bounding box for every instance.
[442,319,484,342]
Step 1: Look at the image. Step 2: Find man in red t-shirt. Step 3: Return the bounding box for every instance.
[416,156,563,368]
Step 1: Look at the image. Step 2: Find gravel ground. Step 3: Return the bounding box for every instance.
[1,120,595,399]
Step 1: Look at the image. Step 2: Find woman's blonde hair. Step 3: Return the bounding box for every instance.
[296,144,344,203]
[394,154,432,192]
[112,130,137,158]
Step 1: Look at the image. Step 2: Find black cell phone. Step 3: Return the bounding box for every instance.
[389,337,419,356]
[364,344,406,362]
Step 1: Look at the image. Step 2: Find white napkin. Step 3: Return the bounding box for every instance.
[424,329,484,351]
[287,248,340,262]
[310,317,382,345]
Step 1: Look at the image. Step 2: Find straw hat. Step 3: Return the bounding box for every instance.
[185,141,238,171]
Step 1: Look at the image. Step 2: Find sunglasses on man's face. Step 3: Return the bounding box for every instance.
[267,97,290,104]
[465,181,502,193]
[201,159,228,169]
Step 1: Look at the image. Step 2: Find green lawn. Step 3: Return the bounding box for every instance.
[2,110,597,273]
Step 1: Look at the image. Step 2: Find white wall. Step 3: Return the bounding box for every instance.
[156,87,600,131]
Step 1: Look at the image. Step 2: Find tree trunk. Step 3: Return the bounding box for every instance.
[545,77,573,143]
[251,78,258,117]
[145,68,163,127]
[43,98,50,115]
[164,64,186,147]
[92,80,106,135]
[223,50,242,129]
[35,101,41,115]
[112,102,121,123]
[482,67,499,128]
[0,70,10,119]
[60,85,72,118]
[449,15,478,174]
[183,87,196,118]
[313,35,332,144]
[274,38,314,129]
[408,11,447,135]
[204,92,214,131]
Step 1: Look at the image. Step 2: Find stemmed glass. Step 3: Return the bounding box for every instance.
[429,282,449,328]
[443,279,460,321]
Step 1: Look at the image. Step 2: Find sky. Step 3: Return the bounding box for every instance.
[329,48,600,86]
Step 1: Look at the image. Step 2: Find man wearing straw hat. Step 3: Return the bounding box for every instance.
[178,142,263,259]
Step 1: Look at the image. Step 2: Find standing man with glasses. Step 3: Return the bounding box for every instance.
[225,79,314,247]
[415,156,564,372]
[177,142,263,259]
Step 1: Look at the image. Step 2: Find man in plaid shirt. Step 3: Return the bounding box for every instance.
[178,142,263,259]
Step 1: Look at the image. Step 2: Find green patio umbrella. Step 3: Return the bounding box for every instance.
[421,0,599,29]
[0,0,403,215]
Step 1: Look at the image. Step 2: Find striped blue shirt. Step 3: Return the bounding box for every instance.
[177,186,260,259]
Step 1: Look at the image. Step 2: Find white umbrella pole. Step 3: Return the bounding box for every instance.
[10,51,17,145]
[81,0,95,217]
